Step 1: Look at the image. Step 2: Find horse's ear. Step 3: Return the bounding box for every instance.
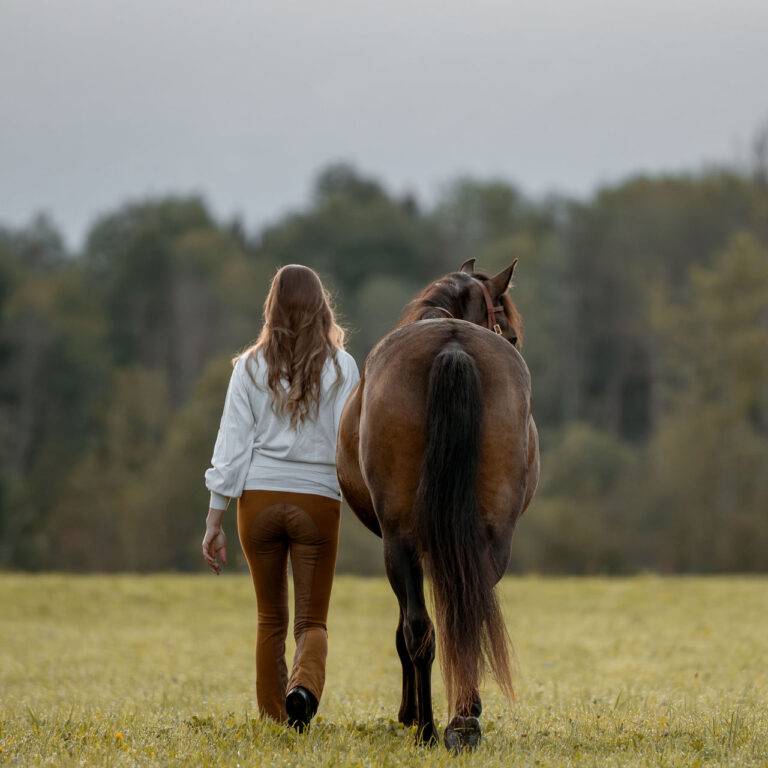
[487,259,518,296]
[459,258,476,274]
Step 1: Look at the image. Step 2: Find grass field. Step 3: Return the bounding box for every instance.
[1,574,767,767]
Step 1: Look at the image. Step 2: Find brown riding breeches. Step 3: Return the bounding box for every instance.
[237,489,341,722]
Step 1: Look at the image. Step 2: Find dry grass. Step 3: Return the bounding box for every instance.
[1,574,767,766]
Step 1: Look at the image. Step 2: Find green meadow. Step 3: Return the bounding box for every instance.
[1,574,767,767]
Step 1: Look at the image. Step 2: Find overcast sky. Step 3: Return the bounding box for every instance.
[2,0,767,248]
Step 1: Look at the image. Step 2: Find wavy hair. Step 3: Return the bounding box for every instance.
[238,265,346,428]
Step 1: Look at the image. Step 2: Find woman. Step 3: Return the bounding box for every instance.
[202,264,360,731]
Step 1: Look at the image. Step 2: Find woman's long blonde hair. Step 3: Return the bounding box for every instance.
[238,265,346,428]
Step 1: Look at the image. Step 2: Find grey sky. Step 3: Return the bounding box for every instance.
[2,0,767,248]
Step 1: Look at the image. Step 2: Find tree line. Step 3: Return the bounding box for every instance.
[1,163,767,573]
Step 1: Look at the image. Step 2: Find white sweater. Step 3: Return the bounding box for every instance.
[205,349,360,509]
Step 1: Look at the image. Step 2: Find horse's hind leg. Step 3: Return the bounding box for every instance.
[446,534,512,751]
[383,535,437,746]
[396,608,417,726]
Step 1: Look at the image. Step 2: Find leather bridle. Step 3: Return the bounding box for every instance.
[471,278,504,335]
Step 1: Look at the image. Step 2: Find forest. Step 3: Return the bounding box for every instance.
[1,162,767,573]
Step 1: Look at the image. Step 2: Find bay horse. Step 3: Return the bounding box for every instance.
[336,258,540,752]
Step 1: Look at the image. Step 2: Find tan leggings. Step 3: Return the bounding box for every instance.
[237,489,341,722]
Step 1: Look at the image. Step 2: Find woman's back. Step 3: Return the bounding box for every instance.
[246,348,358,465]
[205,348,359,504]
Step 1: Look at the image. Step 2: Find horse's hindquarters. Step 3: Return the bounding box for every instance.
[360,320,534,534]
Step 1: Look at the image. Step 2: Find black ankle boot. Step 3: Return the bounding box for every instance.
[286,686,318,733]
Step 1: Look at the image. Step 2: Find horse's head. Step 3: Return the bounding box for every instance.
[401,258,523,347]
[455,257,522,347]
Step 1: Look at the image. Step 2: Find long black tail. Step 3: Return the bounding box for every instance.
[415,344,514,714]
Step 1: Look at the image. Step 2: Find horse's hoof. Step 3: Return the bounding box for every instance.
[444,716,481,754]
[415,721,439,747]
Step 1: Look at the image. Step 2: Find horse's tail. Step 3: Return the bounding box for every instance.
[415,343,514,714]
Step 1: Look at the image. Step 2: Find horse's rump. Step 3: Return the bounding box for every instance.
[359,320,532,526]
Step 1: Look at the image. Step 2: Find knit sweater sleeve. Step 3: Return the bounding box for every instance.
[333,351,361,431]
[204,357,256,509]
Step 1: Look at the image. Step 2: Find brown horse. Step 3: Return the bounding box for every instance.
[336,258,539,752]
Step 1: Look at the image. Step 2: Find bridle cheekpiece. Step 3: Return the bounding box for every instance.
[470,278,505,335]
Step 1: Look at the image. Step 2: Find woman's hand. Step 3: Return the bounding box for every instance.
[202,508,228,574]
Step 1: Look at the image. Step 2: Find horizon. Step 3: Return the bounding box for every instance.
[2,155,759,253]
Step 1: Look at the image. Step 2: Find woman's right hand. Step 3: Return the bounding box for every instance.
[202,509,228,574]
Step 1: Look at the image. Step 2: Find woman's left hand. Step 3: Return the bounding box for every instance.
[202,512,228,574]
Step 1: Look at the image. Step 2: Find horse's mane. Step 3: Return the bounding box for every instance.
[398,270,523,346]
[398,274,463,326]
